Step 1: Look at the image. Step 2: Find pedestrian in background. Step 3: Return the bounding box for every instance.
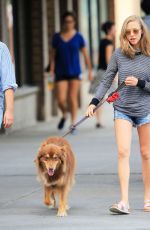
[86,15,150,214]
[50,11,92,130]
[0,42,17,129]
[89,21,115,128]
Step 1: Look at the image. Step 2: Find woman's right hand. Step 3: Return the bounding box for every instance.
[85,104,96,117]
[3,109,14,129]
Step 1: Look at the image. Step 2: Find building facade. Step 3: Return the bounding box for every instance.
[0,0,142,130]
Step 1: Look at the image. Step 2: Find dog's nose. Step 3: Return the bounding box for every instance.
[48,168,55,176]
[49,168,54,171]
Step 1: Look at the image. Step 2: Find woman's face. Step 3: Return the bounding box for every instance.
[63,16,75,30]
[125,21,142,47]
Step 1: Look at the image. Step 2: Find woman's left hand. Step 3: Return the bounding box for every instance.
[125,76,138,86]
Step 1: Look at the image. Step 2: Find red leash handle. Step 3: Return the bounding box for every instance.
[106,92,120,103]
[62,81,125,137]
[106,81,126,103]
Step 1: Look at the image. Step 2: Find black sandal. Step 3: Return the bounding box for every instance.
[58,118,66,130]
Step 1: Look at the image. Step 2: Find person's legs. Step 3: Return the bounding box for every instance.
[95,109,103,128]
[137,123,150,207]
[115,119,132,205]
[55,80,69,118]
[55,81,69,129]
[68,79,80,125]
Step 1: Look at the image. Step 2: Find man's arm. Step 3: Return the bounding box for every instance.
[3,89,14,128]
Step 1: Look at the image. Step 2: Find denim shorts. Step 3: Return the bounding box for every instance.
[114,110,150,127]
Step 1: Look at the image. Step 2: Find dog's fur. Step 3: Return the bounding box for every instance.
[35,137,76,216]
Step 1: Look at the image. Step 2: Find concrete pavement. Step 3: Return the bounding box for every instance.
[0,103,149,230]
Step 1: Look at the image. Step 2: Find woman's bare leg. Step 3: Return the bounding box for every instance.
[137,123,150,202]
[95,108,103,127]
[115,119,132,204]
[55,80,69,118]
[68,80,80,125]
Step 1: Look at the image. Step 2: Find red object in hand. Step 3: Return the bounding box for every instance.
[107,92,120,103]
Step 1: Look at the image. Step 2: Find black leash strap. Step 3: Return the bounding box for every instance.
[62,81,126,138]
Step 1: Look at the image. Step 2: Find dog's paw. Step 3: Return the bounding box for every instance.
[44,201,51,206]
[44,201,55,209]
[66,205,70,210]
[48,204,55,209]
[57,210,67,217]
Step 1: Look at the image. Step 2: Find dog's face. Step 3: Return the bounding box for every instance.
[37,144,66,177]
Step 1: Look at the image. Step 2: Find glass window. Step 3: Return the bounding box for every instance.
[76,0,109,68]
[90,0,99,67]
[78,0,90,51]
[99,0,108,38]
[2,0,15,63]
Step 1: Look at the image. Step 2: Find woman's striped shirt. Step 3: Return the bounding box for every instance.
[95,48,150,117]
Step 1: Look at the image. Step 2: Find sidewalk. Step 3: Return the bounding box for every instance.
[0,104,149,230]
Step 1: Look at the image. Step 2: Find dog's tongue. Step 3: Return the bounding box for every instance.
[48,169,54,176]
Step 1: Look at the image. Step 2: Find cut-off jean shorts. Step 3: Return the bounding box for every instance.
[114,110,150,127]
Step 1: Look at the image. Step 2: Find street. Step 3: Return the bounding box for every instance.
[0,104,149,230]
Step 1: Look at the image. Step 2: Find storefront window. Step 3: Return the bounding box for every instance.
[99,0,108,38]
[79,0,108,67]
[91,0,99,67]
[78,0,90,50]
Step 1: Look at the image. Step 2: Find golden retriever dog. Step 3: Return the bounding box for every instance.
[35,136,76,217]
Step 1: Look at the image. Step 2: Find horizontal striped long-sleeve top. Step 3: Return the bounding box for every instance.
[0,42,17,111]
[95,48,150,117]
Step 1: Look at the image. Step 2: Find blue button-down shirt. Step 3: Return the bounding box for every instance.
[0,42,17,111]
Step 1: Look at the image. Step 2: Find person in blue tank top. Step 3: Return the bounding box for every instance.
[50,11,92,130]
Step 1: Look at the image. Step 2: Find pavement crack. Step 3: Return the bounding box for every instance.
[0,172,142,177]
[0,187,41,208]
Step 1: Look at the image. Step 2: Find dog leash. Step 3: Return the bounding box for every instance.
[62,81,126,138]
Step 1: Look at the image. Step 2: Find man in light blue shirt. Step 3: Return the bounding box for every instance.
[0,42,17,128]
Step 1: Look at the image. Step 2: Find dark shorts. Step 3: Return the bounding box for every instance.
[55,75,81,82]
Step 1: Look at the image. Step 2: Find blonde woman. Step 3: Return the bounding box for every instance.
[86,15,150,214]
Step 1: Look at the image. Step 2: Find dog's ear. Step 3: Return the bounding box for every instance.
[59,146,67,160]
[34,157,40,166]
[60,146,67,153]
[40,141,47,148]
[34,147,43,165]
[37,146,45,157]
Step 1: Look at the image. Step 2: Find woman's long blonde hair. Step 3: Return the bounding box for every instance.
[120,15,150,58]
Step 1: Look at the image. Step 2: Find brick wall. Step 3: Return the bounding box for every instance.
[59,0,67,25]
[30,0,44,119]
[107,0,115,22]
[47,0,58,116]
[30,0,43,84]
[47,0,55,51]
[73,0,79,29]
